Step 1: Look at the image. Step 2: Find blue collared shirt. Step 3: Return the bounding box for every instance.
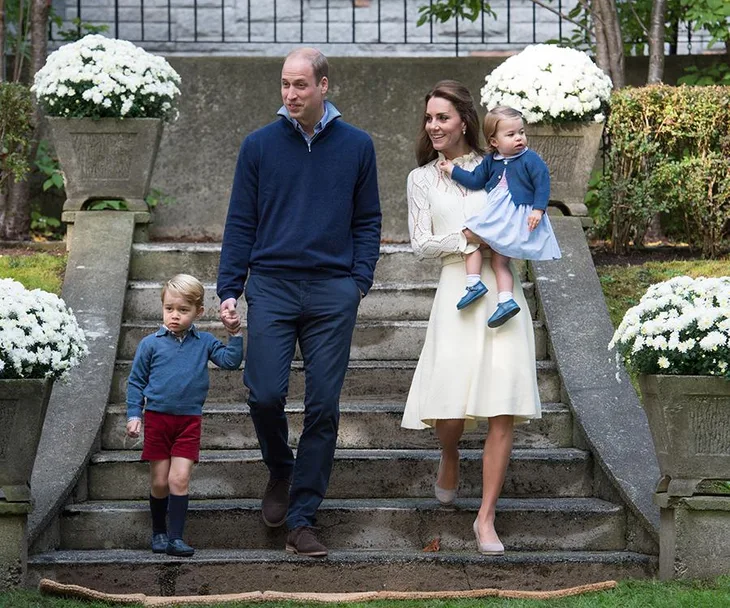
[126,324,244,419]
[277,100,341,145]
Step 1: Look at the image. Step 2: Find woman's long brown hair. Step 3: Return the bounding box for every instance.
[415,80,484,167]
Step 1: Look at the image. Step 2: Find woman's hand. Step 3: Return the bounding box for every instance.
[463,228,484,244]
[527,209,544,232]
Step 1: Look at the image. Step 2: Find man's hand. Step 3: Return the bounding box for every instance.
[220,298,240,333]
[126,418,141,438]
[528,209,544,232]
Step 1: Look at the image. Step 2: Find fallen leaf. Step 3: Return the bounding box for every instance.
[422,537,440,552]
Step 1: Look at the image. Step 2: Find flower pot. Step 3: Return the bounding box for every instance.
[47,117,163,213]
[639,374,730,497]
[526,121,604,217]
[0,379,53,502]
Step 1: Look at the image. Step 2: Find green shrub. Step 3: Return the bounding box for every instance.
[0,82,34,190]
[598,85,730,256]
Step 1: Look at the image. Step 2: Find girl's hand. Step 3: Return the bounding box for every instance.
[126,418,142,438]
[528,209,544,232]
[437,159,454,176]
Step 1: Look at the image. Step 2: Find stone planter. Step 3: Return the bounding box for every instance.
[526,121,604,218]
[47,117,163,213]
[639,374,730,497]
[0,379,54,503]
[0,378,53,589]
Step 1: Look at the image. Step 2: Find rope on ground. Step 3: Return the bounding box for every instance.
[39,578,618,605]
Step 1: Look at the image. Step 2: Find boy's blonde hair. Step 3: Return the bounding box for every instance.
[483,106,524,153]
[161,274,205,308]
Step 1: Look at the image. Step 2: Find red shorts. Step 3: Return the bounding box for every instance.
[141,411,202,463]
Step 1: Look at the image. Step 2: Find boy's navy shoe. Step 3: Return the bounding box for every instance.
[487,299,520,328]
[456,281,488,310]
[151,533,168,553]
[166,538,195,557]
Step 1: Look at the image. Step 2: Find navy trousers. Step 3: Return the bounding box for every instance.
[243,274,360,529]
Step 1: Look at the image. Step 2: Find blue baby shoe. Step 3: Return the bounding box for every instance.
[456,281,488,310]
[151,533,168,553]
[487,299,521,328]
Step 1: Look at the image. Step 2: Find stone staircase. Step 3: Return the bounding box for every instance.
[28,242,656,594]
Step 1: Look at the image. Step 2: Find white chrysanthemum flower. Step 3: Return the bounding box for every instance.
[31,34,181,122]
[609,275,730,377]
[480,45,612,124]
[0,279,88,380]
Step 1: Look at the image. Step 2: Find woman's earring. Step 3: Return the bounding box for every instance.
[462,127,466,135]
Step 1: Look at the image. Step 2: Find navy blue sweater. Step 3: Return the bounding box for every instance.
[451,149,551,211]
[126,326,243,419]
[217,116,382,302]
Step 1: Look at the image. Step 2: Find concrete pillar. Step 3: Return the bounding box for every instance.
[0,502,31,589]
[655,493,730,580]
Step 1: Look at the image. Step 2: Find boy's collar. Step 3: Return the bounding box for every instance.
[156,325,200,338]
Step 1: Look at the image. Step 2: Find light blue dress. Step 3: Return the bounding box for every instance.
[463,154,562,261]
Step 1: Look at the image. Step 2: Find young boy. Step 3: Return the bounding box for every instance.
[126,274,243,557]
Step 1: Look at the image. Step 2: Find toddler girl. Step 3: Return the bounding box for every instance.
[438,106,561,327]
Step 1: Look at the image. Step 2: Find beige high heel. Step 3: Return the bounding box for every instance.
[434,456,458,505]
[473,519,505,555]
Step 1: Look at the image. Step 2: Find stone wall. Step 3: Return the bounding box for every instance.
[144,54,719,242]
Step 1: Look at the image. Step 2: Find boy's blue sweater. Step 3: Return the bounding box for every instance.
[451,149,551,211]
[217,115,382,303]
[126,326,243,419]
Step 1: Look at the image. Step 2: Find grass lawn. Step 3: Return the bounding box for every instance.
[594,258,730,328]
[0,248,66,294]
[1,577,730,608]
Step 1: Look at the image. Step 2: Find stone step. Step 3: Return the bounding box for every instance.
[86,448,592,501]
[110,359,561,404]
[124,279,537,323]
[117,319,548,361]
[129,243,529,285]
[28,549,656,595]
[103,401,572,451]
[59,497,625,552]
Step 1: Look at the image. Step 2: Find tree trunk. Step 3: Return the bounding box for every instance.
[647,0,667,83]
[601,0,626,88]
[2,178,32,241]
[0,0,50,240]
[592,0,625,88]
[31,0,50,76]
[0,0,5,81]
[592,0,612,79]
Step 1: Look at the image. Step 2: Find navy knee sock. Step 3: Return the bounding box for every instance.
[149,494,168,535]
[167,494,189,541]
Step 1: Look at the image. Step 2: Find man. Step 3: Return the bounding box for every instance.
[217,48,382,557]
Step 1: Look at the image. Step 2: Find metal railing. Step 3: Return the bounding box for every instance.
[51,0,708,56]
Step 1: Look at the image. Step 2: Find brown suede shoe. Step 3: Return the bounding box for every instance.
[261,477,291,528]
[285,526,328,557]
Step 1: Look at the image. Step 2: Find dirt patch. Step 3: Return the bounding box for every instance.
[0,242,66,257]
[589,243,708,267]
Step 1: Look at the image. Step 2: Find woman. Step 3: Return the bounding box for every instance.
[401,80,541,554]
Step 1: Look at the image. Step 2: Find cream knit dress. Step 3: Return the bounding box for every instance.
[401,151,542,431]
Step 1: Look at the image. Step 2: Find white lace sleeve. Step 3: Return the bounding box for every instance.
[407,170,469,260]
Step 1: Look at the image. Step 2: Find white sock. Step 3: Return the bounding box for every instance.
[466,274,481,287]
[498,291,513,303]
